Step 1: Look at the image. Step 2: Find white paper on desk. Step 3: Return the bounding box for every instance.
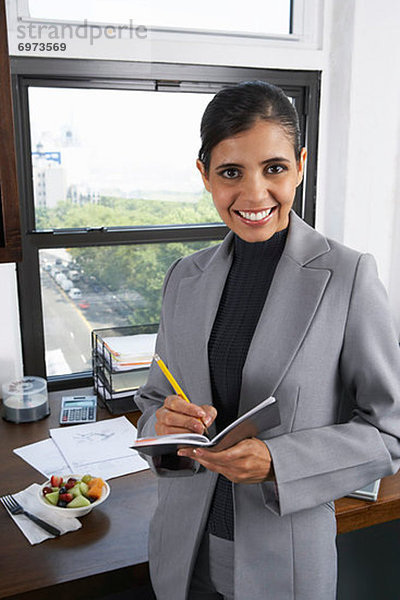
[50,416,149,476]
[14,438,69,478]
[14,438,148,481]
[80,455,149,480]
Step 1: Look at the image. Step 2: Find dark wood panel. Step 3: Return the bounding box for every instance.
[0,0,22,262]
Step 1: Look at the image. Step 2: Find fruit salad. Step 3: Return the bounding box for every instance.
[42,474,106,509]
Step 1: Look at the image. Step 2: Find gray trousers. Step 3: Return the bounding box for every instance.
[188,533,234,600]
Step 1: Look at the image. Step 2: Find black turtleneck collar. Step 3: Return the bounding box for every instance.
[233,227,288,260]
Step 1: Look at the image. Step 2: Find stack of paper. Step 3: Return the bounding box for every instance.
[98,334,157,371]
[14,417,149,480]
[94,333,156,414]
[98,368,150,395]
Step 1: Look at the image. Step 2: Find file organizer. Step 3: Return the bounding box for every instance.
[91,324,157,415]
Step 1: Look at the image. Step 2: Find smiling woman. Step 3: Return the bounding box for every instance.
[197,120,307,242]
[196,81,307,242]
[134,80,400,600]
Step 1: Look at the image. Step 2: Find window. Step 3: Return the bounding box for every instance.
[28,87,219,230]
[12,59,320,389]
[39,240,218,376]
[26,0,292,37]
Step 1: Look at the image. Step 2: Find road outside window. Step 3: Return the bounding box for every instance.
[39,241,217,376]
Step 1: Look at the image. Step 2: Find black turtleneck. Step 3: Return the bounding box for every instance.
[206,227,288,540]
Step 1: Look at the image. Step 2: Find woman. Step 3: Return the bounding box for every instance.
[135,81,400,600]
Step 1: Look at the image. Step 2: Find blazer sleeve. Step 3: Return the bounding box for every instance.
[134,259,201,476]
[261,253,400,516]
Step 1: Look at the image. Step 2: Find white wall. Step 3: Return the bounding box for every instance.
[317,0,400,327]
[1,0,399,390]
[344,0,400,322]
[0,265,23,390]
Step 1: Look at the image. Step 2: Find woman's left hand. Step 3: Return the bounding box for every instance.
[177,438,273,484]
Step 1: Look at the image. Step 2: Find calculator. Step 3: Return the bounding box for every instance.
[60,395,97,425]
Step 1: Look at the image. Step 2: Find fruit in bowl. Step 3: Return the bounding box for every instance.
[38,474,110,517]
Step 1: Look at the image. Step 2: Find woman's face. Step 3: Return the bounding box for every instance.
[197,120,307,243]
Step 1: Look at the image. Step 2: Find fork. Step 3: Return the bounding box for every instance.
[1,495,61,537]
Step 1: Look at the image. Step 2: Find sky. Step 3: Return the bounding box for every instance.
[29,87,213,195]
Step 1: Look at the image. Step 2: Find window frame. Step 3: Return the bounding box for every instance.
[11,58,320,390]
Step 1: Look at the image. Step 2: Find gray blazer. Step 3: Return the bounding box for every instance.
[135,211,400,600]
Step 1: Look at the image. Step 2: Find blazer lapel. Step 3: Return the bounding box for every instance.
[171,212,332,421]
[172,233,234,409]
[240,212,332,413]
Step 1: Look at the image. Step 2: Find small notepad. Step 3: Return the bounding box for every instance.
[132,396,280,456]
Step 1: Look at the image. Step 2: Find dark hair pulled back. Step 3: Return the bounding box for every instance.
[198,80,301,173]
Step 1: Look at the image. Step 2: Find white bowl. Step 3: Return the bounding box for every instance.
[38,474,110,518]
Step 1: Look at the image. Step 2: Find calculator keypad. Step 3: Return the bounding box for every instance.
[61,401,96,424]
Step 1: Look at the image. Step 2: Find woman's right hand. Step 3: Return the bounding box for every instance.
[155,395,217,436]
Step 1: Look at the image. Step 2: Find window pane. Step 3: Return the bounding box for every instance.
[28,0,291,36]
[39,241,218,376]
[29,87,220,230]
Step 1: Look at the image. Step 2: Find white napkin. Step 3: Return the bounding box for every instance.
[3,483,82,544]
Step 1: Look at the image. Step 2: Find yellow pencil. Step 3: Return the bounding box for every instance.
[154,354,190,402]
[154,354,209,434]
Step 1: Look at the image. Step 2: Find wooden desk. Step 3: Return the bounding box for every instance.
[0,390,157,600]
[335,472,400,534]
[2,389,400,599]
